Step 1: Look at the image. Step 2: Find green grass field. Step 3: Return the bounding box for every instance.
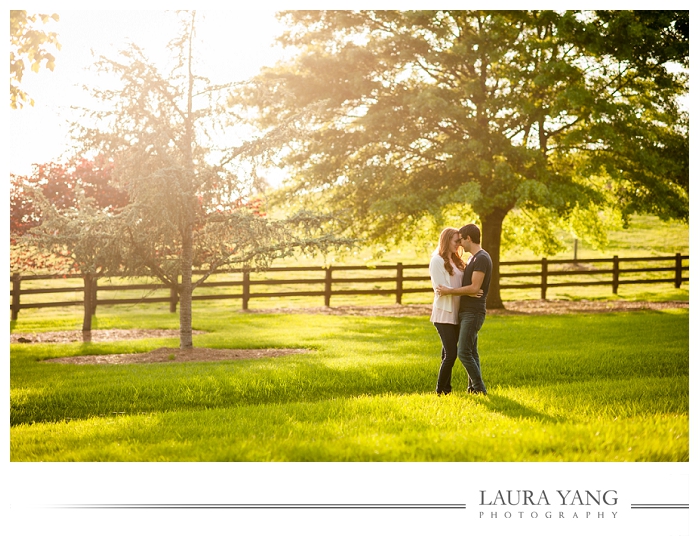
[10,305,688,462]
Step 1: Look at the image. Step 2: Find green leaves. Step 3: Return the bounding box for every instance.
[10,10,61,109]
[239,10,687,267]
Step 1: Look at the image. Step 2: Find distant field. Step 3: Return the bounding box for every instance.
[286,213,689,266]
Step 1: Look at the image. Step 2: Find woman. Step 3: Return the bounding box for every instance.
[429,228,466,395]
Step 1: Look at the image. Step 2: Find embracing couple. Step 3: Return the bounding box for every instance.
[429,224,492,396]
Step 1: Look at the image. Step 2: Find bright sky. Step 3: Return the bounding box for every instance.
[8,9,287,176]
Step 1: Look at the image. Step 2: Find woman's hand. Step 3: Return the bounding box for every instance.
[467,289,484,298]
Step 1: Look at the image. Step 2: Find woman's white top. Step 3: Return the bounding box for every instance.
[429,253,464,324]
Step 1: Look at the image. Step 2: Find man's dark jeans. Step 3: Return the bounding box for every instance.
[457,310,487,393]
[434,322,459,394]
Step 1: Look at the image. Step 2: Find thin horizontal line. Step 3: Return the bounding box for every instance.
[631,504,689,509]
[47,503,466,510]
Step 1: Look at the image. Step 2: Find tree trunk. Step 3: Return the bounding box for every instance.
[82,273,93,332]
[179,229,194,349]
[179,12,196,350]
[482,208,509,310]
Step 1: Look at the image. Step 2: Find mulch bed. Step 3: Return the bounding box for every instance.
[10,329,205,344]
[43,346,309,365]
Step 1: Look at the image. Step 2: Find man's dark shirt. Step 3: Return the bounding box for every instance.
[459,249,492,314]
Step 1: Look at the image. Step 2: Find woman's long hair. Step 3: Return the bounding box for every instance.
[435,227,465,275]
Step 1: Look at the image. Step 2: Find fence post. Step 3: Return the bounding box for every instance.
[324,266,332,307]
[396,262,404,304]
[675,253,683,288]
[242,268,250,310]
[612,256,620,294]
[541,258,548,300]
[91,277,98,315]
[170,285,178,313]
[11,273,21,321]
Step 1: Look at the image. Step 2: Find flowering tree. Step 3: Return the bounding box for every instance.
[10,157,127,274]
[11,157,129,331]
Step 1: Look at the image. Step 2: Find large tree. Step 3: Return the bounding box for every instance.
[241,10,688,308]
[72,11,348,347]
[10,10,61,109]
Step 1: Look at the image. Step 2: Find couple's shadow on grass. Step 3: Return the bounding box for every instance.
[449,391,558,423]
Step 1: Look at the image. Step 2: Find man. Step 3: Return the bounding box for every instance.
[436,224,493,395]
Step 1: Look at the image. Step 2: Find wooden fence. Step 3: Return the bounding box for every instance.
[9,254,689,320]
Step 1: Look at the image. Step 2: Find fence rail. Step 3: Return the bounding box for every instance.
[9,254,689,319]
